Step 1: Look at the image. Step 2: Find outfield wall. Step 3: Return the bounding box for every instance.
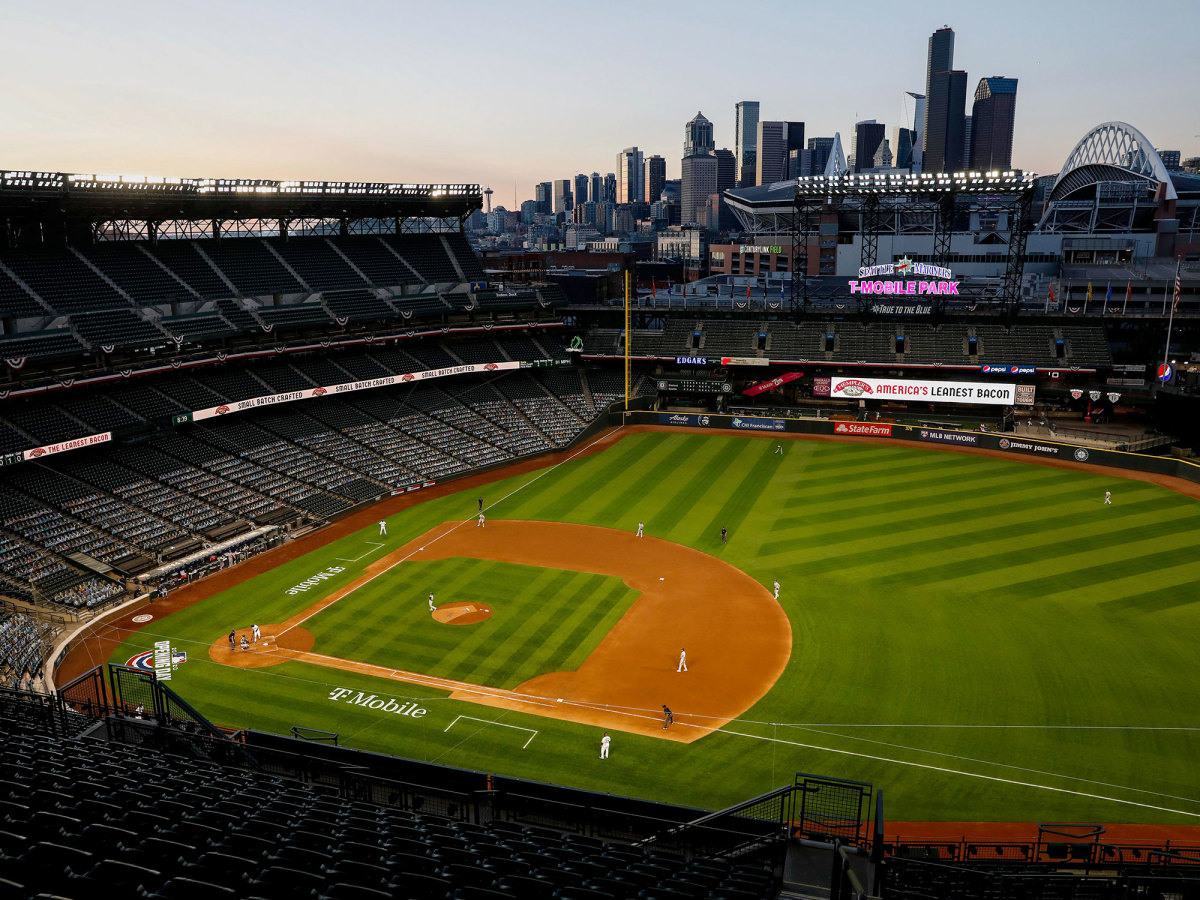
[622,411,1200,486]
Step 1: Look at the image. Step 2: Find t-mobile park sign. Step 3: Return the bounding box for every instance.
[850,257,959,296]
[829,377,1017,406]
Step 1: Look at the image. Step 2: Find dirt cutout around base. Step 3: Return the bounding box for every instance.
[208,624,313,668]
[432,601,493,625]
[217,520,792,743]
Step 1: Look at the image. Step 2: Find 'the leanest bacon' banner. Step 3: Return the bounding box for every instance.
[741,372,803,397]
[827,377,1017,406]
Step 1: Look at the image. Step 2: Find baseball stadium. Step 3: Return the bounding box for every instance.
[2,152,1200,900]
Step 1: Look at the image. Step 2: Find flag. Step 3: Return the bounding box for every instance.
[1048,283,1055,307]
[652,282,656,299]
[1174,267,1182,313]
[1103,282,1111,315]
[1085,282,1092,313]
[780,281,785,300]
[746,283,751,299]
[1123,281,1131,315]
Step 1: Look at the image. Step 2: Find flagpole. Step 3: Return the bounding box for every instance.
[1162,258,1180,370]
[1123,280,1130,316]
[1102,283,1108,316]
[624,268,631,415]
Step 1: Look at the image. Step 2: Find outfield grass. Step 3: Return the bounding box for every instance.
[110,431,1200,823]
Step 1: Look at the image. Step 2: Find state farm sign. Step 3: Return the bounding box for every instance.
[828,378,1016,406]
[833,422,892,436]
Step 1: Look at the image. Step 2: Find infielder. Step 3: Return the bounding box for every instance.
[773,580,780,600]
[428,593,436,612]
[636,521,644,538]
[1104,491,1111,505]
[251,623,261,643]
[477,512,486,528]
[662,705,673,729]
[600,732,611,759]
[677,647,687,673]
[378,520,387,536]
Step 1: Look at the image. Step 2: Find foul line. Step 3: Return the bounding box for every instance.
[336,541,384,562]
[444,714,538,749]
[275,430,616,640]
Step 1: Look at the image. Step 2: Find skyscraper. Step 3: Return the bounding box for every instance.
[552,179,573,215]
[574,174,589,209]
[968,76,1018,171]
[644,155,666,204]
[589,172,603,204]
[922,26,967,174]
[755,121,805,185]
[603,173,616,204]
[735,101,760,188]
[851,121,885,173]
[906,92,926,172]
[684,112,714,157]
[962,116,972,169]
[803,137,835,177]
[681,153,716,227]
[894,127,917,170]
[616,148,644,204]
[535,181,552,215]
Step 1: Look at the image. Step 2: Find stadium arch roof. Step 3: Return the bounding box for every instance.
[1046,121,1177,204]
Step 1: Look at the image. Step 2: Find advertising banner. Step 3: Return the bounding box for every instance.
[657,413,713,428]
[22,431,112,461]
[742,372,803,397]
[190,361,520,422]
[656,378,732,394]
[721,356,770,367]
[996,437,1062,457]
[828,377,1016,406]
[729,416,786,432]
[833,422,893,437]
[918,428,980,446]
[981,364,1037,375]
[812,376,831,398]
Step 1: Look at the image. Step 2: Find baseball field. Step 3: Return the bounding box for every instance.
[102,427,1200,825]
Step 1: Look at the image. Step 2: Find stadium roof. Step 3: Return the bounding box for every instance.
[0,170,482,224]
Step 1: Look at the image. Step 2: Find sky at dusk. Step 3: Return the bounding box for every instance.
[4,0,1198,207]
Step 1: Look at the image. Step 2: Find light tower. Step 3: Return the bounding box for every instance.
[483,186,493,213]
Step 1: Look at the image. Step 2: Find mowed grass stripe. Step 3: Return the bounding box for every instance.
[510,439,644,522]
[589,434,706,527]
[775,499,1198,579]
[645,436,746,539]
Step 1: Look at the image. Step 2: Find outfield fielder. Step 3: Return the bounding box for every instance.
[677,647,687,673]
[773,580,780,600]
[1104,491,1112,505]
[600,732,611,759]
[378,519,387,536]
[636,521,644,537]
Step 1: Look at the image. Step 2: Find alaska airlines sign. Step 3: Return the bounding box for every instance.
[850,257,959,296]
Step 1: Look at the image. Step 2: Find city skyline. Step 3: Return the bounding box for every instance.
[2,0,1198,200]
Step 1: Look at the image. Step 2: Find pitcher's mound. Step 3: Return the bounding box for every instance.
[432,601,492,625]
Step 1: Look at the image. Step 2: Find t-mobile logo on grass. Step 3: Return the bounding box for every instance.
[285,566,346,595]
[327,688,427,718]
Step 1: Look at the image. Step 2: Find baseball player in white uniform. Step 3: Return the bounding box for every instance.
[477,513,485,528]
[251,623,261,643]
[636,521,644,537]
[677,648,687,673]
[428,593,436,612]
[1104,491,1111,505]
[600,732,610,759]
[773,580,780,600]
[379,520,387,536]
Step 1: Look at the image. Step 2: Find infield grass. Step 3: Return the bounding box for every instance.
[110,430,1200,823]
